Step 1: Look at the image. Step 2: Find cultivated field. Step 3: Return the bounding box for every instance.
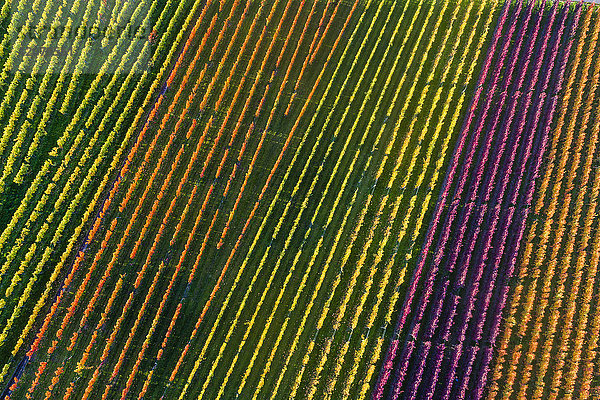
[4,0,600,399]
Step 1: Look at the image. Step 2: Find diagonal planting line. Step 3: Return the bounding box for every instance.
[436,4,567,399]
[402,1,546,397]
[0,0,205,388]
[3,0,211,390]
[227,0,421,398]
[132,0,323,397]
[372,0,512,395]
[324,1,489,397]
[375,1,521,397]
[302,0,461,398]
[92,0,307,398]
[470,3,581,398]
[349,2,499,399]
[171,0,376,398]
[485,3,589,397]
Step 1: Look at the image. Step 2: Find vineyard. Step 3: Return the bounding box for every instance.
[0,0,599,398]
